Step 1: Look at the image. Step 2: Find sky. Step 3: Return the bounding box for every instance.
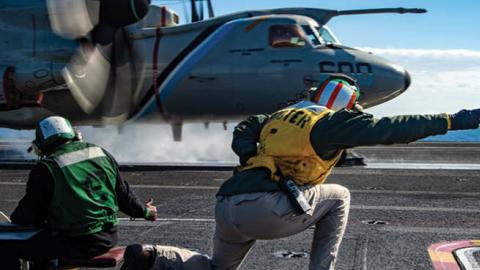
[4,1,480,161]
[149,1,480,116]
[156,0,480,50]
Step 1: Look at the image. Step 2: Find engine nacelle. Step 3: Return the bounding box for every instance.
[0,63,65,111]
[13,62,65,94]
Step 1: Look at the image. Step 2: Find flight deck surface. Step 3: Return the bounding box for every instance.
[0,142,479,269]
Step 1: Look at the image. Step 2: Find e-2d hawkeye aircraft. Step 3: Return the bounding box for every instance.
[0,0,425,140]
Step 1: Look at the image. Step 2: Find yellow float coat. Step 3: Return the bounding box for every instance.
[243,105,342,185]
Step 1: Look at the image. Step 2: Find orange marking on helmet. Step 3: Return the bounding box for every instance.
[346,91,357,110]
[313,79,330,103]
[326,82,343,109]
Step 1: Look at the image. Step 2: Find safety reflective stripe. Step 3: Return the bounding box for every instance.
[54,147,106,168]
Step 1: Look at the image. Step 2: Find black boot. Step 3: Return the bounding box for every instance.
[122,244,156,270]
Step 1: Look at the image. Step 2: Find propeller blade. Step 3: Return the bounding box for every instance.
[99,30,136,124]
[49,0,150,118]
[46,0,99,39]
[47,0,150,39]
[62,42,111,114]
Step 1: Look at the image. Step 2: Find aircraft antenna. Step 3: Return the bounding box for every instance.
[206,0,215,18]
[199,0,204,20]
[337,8,426,16]
[191,0,200,22]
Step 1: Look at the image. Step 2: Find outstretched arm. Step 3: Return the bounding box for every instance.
[311,109,452,153]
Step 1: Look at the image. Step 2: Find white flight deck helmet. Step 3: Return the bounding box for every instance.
[310,74,361,111]
[29,116,78,157]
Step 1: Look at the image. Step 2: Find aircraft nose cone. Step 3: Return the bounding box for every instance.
[404,70,411,90]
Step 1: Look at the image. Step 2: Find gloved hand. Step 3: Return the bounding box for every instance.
[450,109,480,130]
[144,198,158,221]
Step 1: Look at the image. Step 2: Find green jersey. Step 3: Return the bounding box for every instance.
[40,141,119,236]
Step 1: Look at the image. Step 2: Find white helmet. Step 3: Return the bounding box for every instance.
[31,116,76,155]
[311,75,360,111]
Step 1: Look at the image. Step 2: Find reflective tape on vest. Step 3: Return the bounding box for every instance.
[54,146,106,168]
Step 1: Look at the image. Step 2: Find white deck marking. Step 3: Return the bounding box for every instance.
[351,205,480,213]
[379,226,480,234]
[118,220,480,235]
[357,146,480,150]
[0,182,25,186]
[365,162,480,170]
[118,218,215,226]
[362,236,368,270]
[1,182,479,197]
[129,184,218,190]
[350,189,480,196]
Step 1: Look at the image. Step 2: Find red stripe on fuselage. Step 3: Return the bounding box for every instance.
[152,26,163,112]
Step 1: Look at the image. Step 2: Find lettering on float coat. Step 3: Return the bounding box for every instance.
[242,105,343,185]
[270,109,312,128]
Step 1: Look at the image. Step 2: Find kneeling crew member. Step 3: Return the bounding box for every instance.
[0,116,157,270]
[123,75,480,270]
[213,76,480,270]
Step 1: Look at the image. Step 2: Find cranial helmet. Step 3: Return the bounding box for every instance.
[33,116,76,155]
[311,74,360,111]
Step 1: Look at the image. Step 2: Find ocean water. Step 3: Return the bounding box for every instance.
[0,128,479,142]
[423,128,480,142]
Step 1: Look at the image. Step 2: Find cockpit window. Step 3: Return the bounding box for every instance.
[301,25,322,46]
[269,25,306,48]
[316,26,340,44]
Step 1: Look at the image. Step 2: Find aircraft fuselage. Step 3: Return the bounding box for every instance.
[0,3,412,130]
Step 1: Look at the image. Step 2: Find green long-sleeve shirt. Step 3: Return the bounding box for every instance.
[218,109,450,196]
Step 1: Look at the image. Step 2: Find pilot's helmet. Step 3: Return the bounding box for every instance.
[311,75,360,111]
[31,116,77,156]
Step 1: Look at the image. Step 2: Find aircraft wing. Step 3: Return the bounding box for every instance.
[132,7,426,39]
[248,7,426,26]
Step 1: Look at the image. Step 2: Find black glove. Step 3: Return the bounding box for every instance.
[450,109,480,130]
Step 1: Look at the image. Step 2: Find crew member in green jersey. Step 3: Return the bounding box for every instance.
[0,116,157,270]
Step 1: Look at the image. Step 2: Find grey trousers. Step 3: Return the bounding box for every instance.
[151,184,350,270]
[212,184,350,270]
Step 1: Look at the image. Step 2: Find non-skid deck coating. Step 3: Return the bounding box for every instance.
[0,142,479,269]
